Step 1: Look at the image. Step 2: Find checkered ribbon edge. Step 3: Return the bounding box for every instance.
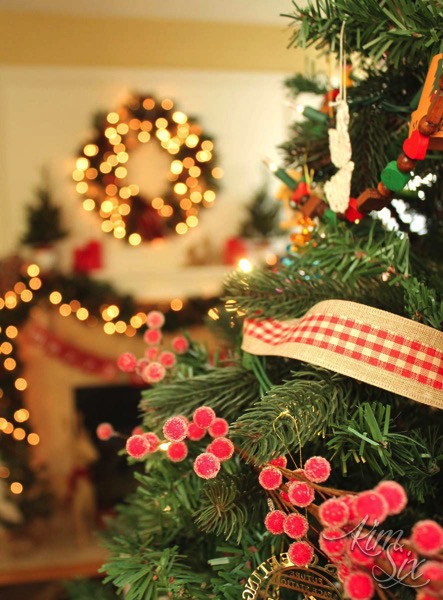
[242,299,443,409]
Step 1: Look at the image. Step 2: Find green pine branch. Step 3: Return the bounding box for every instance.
[327,402,443,502]
[284,0,443,67]
[140,365,260,428]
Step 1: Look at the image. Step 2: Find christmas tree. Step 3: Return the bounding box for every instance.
[21,172,67,247]
[92,2,443,599]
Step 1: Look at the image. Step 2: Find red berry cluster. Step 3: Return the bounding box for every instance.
[116,310,190,385]
[317,482,443,600]
[261,455,331,567]
[259,455,443,599]
[98,405,232,478]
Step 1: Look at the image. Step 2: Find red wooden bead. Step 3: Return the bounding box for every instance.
[403,130,430,160]
[357,189,391,213]
[377,182,393,199]
[418,116,438,136]
[300,195,327,218]
[396,153,416,173]
[425,91,443,126]
[345,198,363,223]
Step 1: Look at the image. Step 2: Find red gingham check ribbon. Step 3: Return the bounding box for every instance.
[242,300,443,409]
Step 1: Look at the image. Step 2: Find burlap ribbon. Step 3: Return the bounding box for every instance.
[242,300,443,409]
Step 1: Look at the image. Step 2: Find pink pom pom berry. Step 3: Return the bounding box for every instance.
[343,570,375,600]
[193,406,216,428]
[411,520,443,556]
[171,335,189,354]
[283,513,309,539]
[162,416,188,442]
[352,490,388,526]
[288,541,314,566]
[142,361,166,384]
[167,441,188,462]
[117,352,137,373]
[126,434,149,459]
[96,422,114,441]
[318,498,350,528]
[258,466,283,490]
[193,452,221,479]
[207,437,234,462]
[144,328,162,346]
[375,480,407,515]
[187,422,206,441]
[264,510,286,535]
[303,456,331,483]
[287,481,315,507]
[146,310,165,330]
[208,417,229,438]
[159,351,176,369]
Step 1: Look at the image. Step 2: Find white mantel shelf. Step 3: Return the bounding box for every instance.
[92,265,233,303]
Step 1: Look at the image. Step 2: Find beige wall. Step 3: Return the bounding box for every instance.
[0,10,326,72]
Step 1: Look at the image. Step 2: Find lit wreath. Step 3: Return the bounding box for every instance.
[73,93,222,245]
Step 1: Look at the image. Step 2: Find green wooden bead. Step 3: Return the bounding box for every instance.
[380,161,411,192]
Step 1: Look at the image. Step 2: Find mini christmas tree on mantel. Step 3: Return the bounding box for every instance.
[21,171,67,249]
[82,2,443,600]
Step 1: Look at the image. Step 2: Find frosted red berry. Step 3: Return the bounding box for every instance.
[319,528,347,558]
[352,490,388,525]
[187,422,206,441]
[142,361,166,384]
[411,520,443,556]
[287,481,315,507]
[318,498,350,528]
[146,310,165,330]
[283,513,309,539]
[208,417,229,438]
[418,561,443,594]
[258,466,283,490]
[193,452,221,479]
[159,351,176,369]
[386,543,417,571]
[280,490,290,503]
[136,358,151,376]
[269,456,287,468]
[416,591,443,600]
[131,426,143,436]
[347,536,378,567]
[303,456,331,483]
[375,480,407,515]
[207,437,234,462]
[145,347,159,361]
[162,416,188,442]
[171,335,189,354]
[143,432,160,452]
[117,352,137,373]
[126,434,149,459]
[264,510,286,535]
[337,563,352,582]
[288,541,314,566]
[343,570,375,600]
[96,422,114,441]
[144,328,162,346]
[193,406,216,428]
[167,441,188,462]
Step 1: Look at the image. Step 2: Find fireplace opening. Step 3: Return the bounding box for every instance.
[75,384,145,513]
